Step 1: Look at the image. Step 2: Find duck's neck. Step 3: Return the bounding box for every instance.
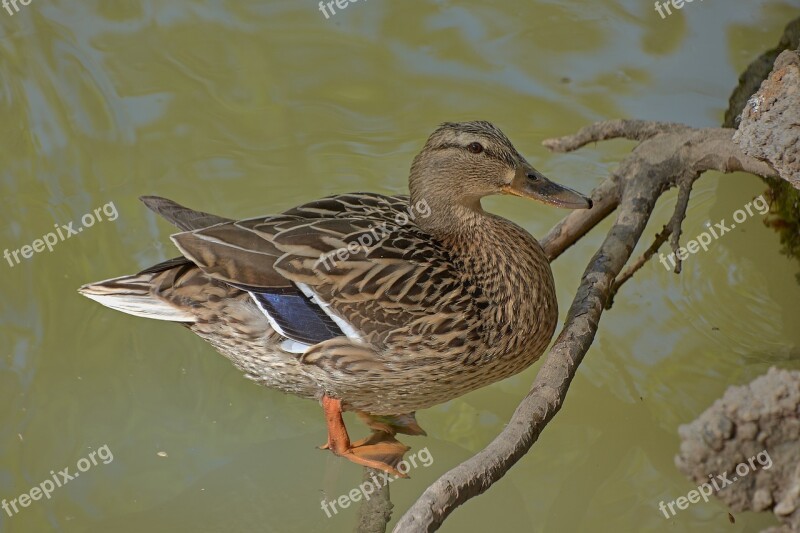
[409,191,485,238]
[411,192,557,352]
[438,208,553,307]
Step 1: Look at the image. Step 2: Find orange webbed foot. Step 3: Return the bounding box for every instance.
[319,396,412,478]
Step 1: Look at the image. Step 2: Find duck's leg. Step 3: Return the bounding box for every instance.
[319,395,410,478]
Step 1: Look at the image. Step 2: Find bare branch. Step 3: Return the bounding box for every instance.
[394,144,663,532]
[356,468,393,533]
[542,119,689,152]
[667,175,695,274]
[607,225,672,309]
[395,118,782,533]
[539,176,619,261]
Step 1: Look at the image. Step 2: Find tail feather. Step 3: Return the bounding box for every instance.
[139,196,231,232]
[78,273,195,322]
[80,196,222,322]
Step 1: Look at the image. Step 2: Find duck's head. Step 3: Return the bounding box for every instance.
[409,121,592,217]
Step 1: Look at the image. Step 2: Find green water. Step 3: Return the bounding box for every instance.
[1,1,799,532]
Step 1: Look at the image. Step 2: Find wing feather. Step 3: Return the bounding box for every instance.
[166,193,484,344]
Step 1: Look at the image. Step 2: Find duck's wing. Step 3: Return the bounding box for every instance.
[279,192,413,222]
[170,193,484,348]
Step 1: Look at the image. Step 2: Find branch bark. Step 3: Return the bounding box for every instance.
[355,468,394,533]
[394,119,778,531]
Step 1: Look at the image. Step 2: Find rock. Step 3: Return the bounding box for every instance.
[733,50,800,189]
[676,368,800,532]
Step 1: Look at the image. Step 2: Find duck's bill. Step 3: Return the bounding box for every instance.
[503,165,593,209]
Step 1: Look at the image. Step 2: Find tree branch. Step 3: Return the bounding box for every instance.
[356,468,393,533]
[541,119,689,152]
[394,118,780,532]
[539,175,619,261]
[667,174,695,274]
[607,224,671,309]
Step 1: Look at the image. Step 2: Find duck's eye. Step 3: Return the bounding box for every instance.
[466,142,484,154]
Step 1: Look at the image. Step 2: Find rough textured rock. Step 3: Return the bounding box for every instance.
[725,18,800,128]
[676,368,800,532]
[733,50,800,189]
[725,17,800,282]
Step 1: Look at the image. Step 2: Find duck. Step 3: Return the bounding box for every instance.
[79,121,592,477]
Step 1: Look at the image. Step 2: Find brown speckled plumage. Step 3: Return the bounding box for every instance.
[80,121,590,419]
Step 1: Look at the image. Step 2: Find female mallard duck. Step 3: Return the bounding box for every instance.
[80,121,591,476]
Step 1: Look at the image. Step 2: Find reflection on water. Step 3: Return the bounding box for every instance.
[1,1,799,532]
